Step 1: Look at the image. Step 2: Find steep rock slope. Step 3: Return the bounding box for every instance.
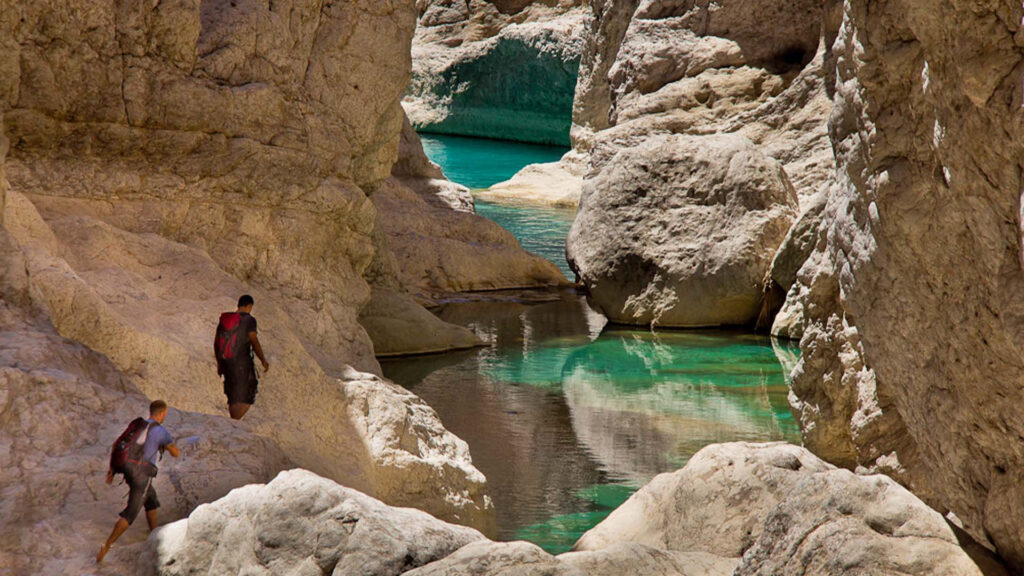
[788,0,1024,569]
[406,0,586,145]
[0,0,567,533]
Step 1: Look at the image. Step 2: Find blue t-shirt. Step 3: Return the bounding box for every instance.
[142,419,174,466]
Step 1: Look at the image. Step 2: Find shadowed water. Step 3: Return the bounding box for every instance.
[394,133,802,553]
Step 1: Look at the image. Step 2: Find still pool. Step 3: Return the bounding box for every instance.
[396,132,802,553]
[383,291,801,553]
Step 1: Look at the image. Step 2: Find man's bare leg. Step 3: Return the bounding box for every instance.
[146,509,158,532]
[97,517,130,563]
[228,403,250,420]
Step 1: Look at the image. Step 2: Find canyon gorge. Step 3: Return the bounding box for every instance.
[2,0,1023,574]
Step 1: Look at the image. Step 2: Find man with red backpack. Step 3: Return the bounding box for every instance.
[215,294,270,420]
[97,400,179,563]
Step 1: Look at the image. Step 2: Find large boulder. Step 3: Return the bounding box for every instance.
[566,133,797,327]
[402,540,735,576]
[146,469,486,575]
[406,1,586,145]
[576,443,991,575]
[786,0,1024,569]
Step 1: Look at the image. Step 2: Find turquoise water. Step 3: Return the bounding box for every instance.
[396,133,801,553]
[383,292,800,553]
[419,134,576,277]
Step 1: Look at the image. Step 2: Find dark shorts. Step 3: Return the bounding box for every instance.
[223,365,258,405]
[120,464,159,523]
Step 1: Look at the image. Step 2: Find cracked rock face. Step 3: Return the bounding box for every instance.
[0,0,507,538]
[563,0,836,324]
[786,0,1024,569]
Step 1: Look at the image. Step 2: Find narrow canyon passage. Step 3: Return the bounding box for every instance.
[386,134,800,552]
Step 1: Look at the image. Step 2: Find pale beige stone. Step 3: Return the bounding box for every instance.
[787,1,1024,569]
[566,133,797,327]
[145,469,487,576]
[577,443,988,576]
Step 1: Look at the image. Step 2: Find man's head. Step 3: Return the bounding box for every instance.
[237,294,254,313]
[150,399,168,423]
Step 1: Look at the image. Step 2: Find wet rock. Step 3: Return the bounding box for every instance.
[359,287,483,357]
[146,469,486,576]
[566,133,797,327]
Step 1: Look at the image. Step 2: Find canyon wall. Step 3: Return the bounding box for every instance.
[0,3,575,567]
[788,0,1024,569]
[405,0,586,145]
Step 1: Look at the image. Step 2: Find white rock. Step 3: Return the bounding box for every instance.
[566,133,798,327]
[146,469,487,576]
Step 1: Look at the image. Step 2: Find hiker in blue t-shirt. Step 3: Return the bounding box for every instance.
[97,400,179,563]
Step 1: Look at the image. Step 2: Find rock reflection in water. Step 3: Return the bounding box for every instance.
[382,291,799,549]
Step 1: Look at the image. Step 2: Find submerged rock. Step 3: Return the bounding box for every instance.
[146,469,486,575]
[567,133,797,327]
[407,1,586,145]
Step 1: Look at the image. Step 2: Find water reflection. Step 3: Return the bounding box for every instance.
[381,290,799,552]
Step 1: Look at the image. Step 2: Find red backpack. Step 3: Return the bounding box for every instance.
[215,312,247,363]
[109,417,150,475]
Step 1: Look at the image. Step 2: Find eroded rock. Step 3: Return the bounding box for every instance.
[567,133,797,327]
[146,469,486,576]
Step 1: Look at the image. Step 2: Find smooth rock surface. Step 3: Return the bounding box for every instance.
[786,1,1024,569]
[407,1,586,145]
[567,133,797,327]
[359,287,484,357]
[371,178,568,303]
[146,469,486,576]
[576,443,988,575]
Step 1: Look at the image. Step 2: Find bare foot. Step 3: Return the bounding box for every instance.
[97,544,110,563]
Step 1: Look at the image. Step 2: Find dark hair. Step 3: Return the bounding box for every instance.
[238,294,254,308]
[150,400,168,415]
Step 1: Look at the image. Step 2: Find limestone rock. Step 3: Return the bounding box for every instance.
[407,2,586,145]
[575,442,832,556]
[145,469,486,576]
[2,189,493,529]
[360,287,484,357]
[576,443,987,575]
[786,1,1024,569]
[735,471,987,575]
[371,178,568,302]
[478,150,585,208]
[392,113,475,214]
[1,0,422,374]
[0,298,289,575]
[566,133,797,327]
[402,540,736,576]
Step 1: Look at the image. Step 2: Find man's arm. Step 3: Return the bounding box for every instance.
[165,444,180,458]
[249,332,269,373]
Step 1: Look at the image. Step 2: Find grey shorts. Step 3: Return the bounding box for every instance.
[120,464,159,523]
